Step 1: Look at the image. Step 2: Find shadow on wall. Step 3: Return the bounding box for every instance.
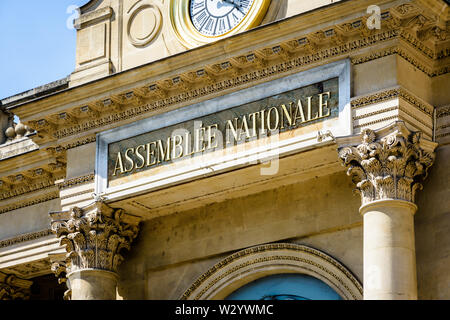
[262,0,288,25]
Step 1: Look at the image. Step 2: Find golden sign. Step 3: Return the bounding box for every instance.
[108,78,339,180]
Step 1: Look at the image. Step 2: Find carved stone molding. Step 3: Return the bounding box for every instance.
[181,243,363,300]
[2,259,53,280]
[351,87,433,116]
[50,200,141,274]
[0,189,59,215]
[17,2,449,149]
[0,272,33,300]
[0,229,52,249]
[51,260,71,300]
[56,173,95,190]
[437,105,450,119]
[337,121,437,205]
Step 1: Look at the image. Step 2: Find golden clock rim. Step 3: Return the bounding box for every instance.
[169,0,271,49]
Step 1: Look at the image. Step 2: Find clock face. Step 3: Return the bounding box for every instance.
[190,0,254,37]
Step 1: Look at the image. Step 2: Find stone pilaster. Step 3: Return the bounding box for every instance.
[50,200,140,300]
[338,121,437,300]
[0,272,33,300]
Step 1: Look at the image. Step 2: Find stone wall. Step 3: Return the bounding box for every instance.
[118,170,363,299]
[416,144,450,299]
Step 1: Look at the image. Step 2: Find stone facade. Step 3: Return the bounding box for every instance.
[0,0,449,300]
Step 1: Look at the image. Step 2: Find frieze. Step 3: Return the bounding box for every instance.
[60,189,94,201]
[437,106,450,118]
[353,115,399,130]
[0,229,52,249]
[2,259,52,279]
[0,179,59,201]
[436,131,450,139]
[15,4,448,150]
[352,106,399,121]
[351,88,401,109]
[51,29,398,143]
[351,87,434,116]
[0,190,59,215]
[56,173,95,190]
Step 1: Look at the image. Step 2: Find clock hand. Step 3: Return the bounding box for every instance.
[222,0,241,7]
[222,0,245,15]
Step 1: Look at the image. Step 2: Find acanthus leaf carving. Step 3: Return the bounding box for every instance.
[50,200,140,275]
[338,121,437,205]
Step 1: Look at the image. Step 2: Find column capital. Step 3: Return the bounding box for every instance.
[0,272,33,300]
[337,121,437,206]
[50,199,141,275]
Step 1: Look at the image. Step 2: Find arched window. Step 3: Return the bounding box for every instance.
[181,243,362,300]
[226,273,342,300]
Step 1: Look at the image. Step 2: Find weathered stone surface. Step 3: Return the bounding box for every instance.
[51,200,140,274]
[0,272,33,300]
[338,121,437,205]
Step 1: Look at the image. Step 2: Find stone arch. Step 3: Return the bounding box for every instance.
[181,243,362,300]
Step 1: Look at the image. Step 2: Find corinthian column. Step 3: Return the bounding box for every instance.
[50,200,140,300]
[338,121,437,300]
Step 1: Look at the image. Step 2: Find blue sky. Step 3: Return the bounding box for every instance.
[0,1,88,100]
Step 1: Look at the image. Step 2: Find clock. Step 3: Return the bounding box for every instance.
[170,0,271,48]
[190,0,255,37]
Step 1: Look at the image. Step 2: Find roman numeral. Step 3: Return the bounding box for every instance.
[192,1,205,14]
[203,17,216,32]
[241,0,251,8]
[194,9,208,27]
[217,18,227,33]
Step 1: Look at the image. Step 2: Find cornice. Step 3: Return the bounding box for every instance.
[0,179,59,202]
[437,105,450,118]
[0,229,52,249]
[352,43,450,77]
[0,144,66,203]
[353,106,400,121]
[0,148,52,173]
[0,188,59,215]
[350,86,434,136]
[7,1,449,150]
[353,115,400,130]
[351,88,401,109]
[56,173,95,190]
[0,158,65,202]
[30,28,402,146]
[436,105,450,142]
[351,86,434,116]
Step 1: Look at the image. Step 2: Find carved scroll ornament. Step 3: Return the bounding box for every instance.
[51,201,140,274]
[0,273,33,300]
[338,122,437,205]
